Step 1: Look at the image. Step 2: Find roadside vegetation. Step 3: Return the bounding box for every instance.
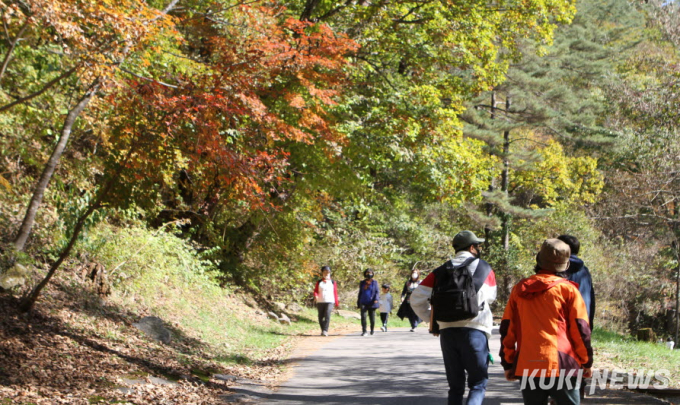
[2,0,680,401]
[592,328,680,386]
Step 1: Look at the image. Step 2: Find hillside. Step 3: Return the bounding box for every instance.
[0,226,327,404]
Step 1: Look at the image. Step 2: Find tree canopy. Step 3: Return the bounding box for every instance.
[2,0,680,343]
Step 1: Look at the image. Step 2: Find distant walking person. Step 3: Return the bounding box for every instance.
[557,234,596,328]
[378,284,394,332]
[313,266,339,337]
[357,268,380,336]
[500,239,593,405]
[411,230,497,405]
[398,269,422,332]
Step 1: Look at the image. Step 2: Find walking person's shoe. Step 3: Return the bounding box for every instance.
[409,328,415,332]
[380,325,386,332]
[322,330,328,336]
[361,332,368,336]
[370,331,374,335]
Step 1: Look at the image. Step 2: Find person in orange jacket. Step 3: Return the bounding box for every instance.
[500,239,593,405]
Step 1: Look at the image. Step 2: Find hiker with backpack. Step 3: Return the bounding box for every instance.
[499,239,593,405]
[411,230,497,405]
[397,269,423,332]
[314,265,339,337]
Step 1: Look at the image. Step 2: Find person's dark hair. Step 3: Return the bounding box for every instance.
[557,234,580,255]
[364,268,374,277]
[321,265,331,273]
[455,243,479,254]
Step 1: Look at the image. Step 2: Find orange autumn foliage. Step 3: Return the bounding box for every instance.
[107,4,358,210]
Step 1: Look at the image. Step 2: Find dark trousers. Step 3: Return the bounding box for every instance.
[408,312,420,329]
[360,306,376,333]
[380,312,389,326]
[439,327,489,405]
[520,377,580,405]
[316,303,333,332]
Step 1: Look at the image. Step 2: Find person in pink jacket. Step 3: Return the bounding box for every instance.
[314,266,339,336]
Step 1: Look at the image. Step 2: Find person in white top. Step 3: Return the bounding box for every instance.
[313,266,339,336]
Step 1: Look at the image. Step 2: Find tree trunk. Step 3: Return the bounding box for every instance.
[19,198,102,312]
[484,92,496,246]
[18,148,129,312]
[12,80,99,252]
[675,244,679,349]
[300,0,320,21]
[501,96,511,251]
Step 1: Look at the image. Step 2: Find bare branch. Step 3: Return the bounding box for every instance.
[119,67,179,88]
[394,18,432,24]
[0,67,77,113]
[160,0,181,16]
[0,20,28,83]
[355,55,398,91]
[316,0,354,21]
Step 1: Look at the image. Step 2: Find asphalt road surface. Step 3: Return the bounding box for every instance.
[264,326,670,405]
[267,326,525,405]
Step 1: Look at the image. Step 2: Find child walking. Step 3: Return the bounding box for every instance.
[379,284,393,332]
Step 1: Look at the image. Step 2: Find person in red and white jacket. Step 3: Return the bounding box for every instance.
[314,266,339,336]
[411,230,497,405]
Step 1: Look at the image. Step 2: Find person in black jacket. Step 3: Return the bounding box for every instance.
[398,269,422,332]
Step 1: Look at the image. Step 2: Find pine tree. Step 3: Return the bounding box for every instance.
[461,0,645,295]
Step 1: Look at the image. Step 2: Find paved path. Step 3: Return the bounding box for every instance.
[263,326,670,405]
[266,327,524,405]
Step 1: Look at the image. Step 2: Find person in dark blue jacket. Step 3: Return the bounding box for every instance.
[558,234,596,328]
[357,268,380,336]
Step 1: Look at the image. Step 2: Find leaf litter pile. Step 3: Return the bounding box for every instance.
[0,277,292,404]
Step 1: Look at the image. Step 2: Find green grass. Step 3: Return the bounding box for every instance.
[592,327,680,387]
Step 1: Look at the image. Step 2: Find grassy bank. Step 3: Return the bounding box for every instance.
[592,327,680,387]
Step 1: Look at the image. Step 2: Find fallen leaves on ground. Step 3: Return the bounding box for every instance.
[0,275,297,404]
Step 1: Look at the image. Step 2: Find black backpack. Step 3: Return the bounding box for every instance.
[430,257,491,322]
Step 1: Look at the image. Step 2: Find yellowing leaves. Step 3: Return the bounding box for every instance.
[0,176,11,192]
[513,139,604,206]
[17,0,179,88]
